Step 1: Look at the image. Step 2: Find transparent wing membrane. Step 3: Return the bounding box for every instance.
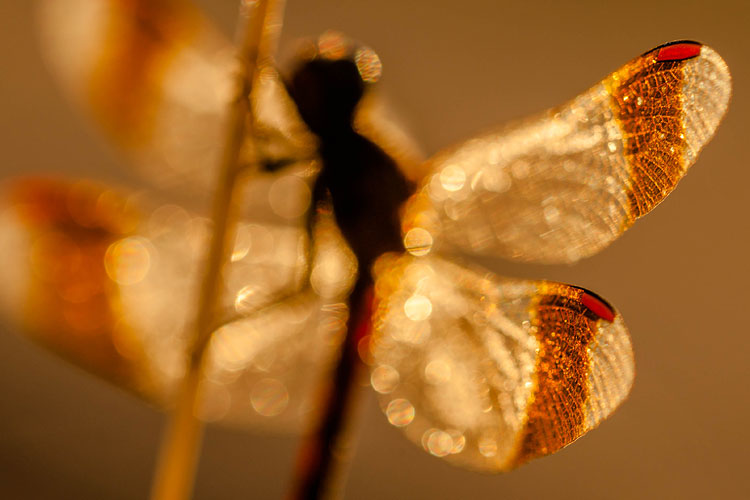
[0,178,353,430]
[404,42,731,264]
[202,290,347,429]
[37,0,315,201]
[370,254,634,470]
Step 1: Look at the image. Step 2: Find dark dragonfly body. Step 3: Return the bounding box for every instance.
[268,52,414,498]
[287,56,414,271]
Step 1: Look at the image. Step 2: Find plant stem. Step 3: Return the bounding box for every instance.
[150,1,283,499]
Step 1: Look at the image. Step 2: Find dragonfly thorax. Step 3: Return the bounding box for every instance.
[287,58,414,271]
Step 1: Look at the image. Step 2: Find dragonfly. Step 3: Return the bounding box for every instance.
[0,0,731,490]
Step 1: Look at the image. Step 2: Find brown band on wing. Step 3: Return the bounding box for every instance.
[608,52,691,224]
[11,179,147,391]
[88,0,193,145]
[510,284,599,466]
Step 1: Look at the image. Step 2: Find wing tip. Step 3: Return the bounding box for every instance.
[580,290,616,322]
[648,40,703,62]
[681,43,732,158]
[583,314,635,430]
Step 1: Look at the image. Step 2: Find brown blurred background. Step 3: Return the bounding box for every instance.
[1,0,748,498]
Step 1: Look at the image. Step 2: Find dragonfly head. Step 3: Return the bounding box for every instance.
[287,31,381,138]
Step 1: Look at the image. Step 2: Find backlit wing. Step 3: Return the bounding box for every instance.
[37,0,315,200]
[370,253,634,470]
[0,177,353,430]
[404,41,731,264]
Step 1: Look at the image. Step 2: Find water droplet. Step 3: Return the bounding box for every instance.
[403,228,433,256]
[386,398,415,427]
[447,429,465,454]
[354,47,382,83]
[482,169,511,193]
[104,237,152,285]
[478,436,498,458]
[440,165,466,192]
[425,429,453,457]
[250,378,289,417]
[371,365,400,394]
[404,294,432,321]
[231,225,252,262]
[317,30,348,60]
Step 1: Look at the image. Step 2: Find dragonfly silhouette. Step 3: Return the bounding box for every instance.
[0,0,731,495]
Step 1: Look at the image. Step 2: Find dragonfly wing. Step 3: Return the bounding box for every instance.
[200,198,358,430]
[370,253,634,470]
[0,177,167,397]
[405,42,731,263]
[0,177,351,430]
[37,0,315,199]
[354,92,428,182]
[201,290,348,430]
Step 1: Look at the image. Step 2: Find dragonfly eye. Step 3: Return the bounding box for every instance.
[286,31,381,138]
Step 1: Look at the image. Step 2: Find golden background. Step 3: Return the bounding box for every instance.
[1,0,748,498]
